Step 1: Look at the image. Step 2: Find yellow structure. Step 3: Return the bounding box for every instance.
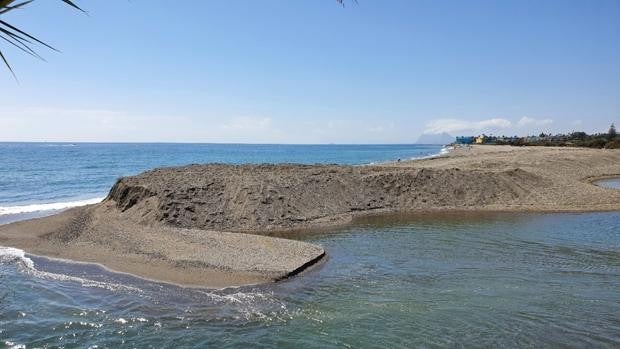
[475,135,486,144]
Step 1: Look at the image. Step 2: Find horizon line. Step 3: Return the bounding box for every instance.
[0,141,446,146]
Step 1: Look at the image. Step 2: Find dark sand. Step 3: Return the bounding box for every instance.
[1,145,618,287]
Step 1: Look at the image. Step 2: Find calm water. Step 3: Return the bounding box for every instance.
[1,143,619,348]
[1,212,619,348]
[595,178,620,190]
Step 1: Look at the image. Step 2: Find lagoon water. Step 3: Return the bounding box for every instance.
[595,178,620,190]
[1,212,619,348]
[1,143,619,348]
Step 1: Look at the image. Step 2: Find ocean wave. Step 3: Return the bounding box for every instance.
[4,341,26,349]
[0,246,287,322]
[0,246,140,292]
[0,246,35,269]
[363,147,452,166]
[408,146,452,161]
[42,143,77,147]
[0,197,105,216]
[440,146,452,155]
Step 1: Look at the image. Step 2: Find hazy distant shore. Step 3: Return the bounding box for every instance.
[0,145,619,288]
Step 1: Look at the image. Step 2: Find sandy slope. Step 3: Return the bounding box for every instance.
[0,145,618,287]
[394,145,620,211]
[107,145,620,232]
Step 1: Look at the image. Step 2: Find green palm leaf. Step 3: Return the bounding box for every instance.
[60,0,84,12]
[1,1,352,78]
[0,0,81,78]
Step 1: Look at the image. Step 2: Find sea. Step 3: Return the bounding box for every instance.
[0,143,619,348]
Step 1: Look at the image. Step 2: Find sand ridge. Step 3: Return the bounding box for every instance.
[107,145,620,233]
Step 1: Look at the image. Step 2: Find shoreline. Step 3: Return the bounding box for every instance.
[20,249,310,291]
[3,145,616,227]
[1,145,619,288]
[0,207,326,289]
[0,145,448,220]
[2,207,615,291]
[0,144,448,213]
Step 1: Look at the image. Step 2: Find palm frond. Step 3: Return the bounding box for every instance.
[60,0,84,12]
[1,0,350,78]
[0,1,34,15]
[336,0,358,7]
[0,47,15,79]
[0,0,82,78]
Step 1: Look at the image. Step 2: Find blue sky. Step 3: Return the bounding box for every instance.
[0,0,618,143]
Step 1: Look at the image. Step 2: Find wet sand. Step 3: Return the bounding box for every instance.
[0,207,325,288]
[0,145,618,288]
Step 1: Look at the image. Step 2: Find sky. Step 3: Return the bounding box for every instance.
[0,0,618,143]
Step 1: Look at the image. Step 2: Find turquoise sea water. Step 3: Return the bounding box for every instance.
[1,143,619,348]
[1,212,619,348]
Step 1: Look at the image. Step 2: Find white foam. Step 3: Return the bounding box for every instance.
[0,246,140,292]
[4,341,26,349]
[42,143,77,147]
[439,146,453,155]
[362,147,453,166]
[409,146,452,161]
[0,197,105,216]
[0,246,34,269]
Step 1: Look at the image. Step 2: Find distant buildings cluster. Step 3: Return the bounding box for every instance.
[455,134,571,145]
[454,125,618,149]
[455,135,518,145]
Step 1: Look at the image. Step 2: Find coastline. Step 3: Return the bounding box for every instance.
[0,144,447,222]
[1,145,619,288]
[0,207,326,289]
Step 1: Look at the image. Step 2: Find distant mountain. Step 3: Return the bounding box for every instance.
[416,132,454,145]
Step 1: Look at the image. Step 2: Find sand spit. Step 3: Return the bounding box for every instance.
[1,146,619,287]
[0,207,325,288]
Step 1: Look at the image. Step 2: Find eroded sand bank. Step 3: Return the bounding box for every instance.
[1,145,618,287]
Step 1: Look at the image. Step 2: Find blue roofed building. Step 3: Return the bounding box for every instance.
[456,136,475,144]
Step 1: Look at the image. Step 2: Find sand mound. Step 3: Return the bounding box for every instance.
[106,164,550,232]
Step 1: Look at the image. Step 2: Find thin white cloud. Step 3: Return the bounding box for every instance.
[368,121,395,133]
[517,116,553,127]
[220,116,273,131]
[294,119,403,143]
[424,118,512,135]
[215,116,287,143]
[0,107,412,143]
[0,107,251,142]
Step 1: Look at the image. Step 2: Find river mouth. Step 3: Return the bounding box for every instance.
[594,177,620,189]
[1,211,619,348]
